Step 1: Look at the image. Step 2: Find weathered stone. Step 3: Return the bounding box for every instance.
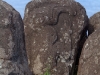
[88,12,100,35]
[78,12,100,75]
[0,1,31,75]
[24,0,88,75]
[77,29,100,75]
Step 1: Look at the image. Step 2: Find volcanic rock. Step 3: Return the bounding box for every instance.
[77,29,100,75]
[78,12,100,75]
[0,1,31,75]
[24,0,88,75]
[88,12,100,35]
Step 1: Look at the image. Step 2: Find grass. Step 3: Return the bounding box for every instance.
[41,65,78,75]
[42,66,51,75]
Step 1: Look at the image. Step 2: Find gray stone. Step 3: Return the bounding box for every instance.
[78,12,100,75]
[0,1,31,75]
[24,0,88,75]
[88,12,100,35]
[77,29,100,75]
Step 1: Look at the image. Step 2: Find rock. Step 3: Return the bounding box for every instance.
[0,1,31,75]
[77,12,100,75]
[77,29,100,75]
[88,12,100,35]
[24,0,88,75]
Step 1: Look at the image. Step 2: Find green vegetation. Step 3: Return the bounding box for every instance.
[41,65,78,75]
[42,66,51,75]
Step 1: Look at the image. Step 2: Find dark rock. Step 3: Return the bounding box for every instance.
[78,12,100,75]
[0,1,31,75]
[88,12,100,35]
[77,29,100,75]
[24,0,88,75]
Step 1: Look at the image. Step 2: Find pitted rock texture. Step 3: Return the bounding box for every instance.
[77,12,100,75]
[88,12,100,35]
[77,29,100,75]
[0,1,31,75]
[24,0,88,75]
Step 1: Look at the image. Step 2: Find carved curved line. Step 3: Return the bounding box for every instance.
[34,6,76,25]
[48,6,76,25]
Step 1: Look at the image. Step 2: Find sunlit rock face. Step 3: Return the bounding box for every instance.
[78,12,100,75]
[24,0,88,75]
[0,1,31,75]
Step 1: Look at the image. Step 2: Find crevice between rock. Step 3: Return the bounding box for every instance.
[72,26,88,75]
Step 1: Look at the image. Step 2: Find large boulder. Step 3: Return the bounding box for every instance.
[88,12,100,35]
[77,30,100,75]
[0,1,31,75]
[77,12,100,75]
[24,0,88,75]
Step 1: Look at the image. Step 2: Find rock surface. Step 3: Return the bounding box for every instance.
[78,12,100,75]
[77,30,100,75]
[24,0,88,75]
[88,12,100,35]
[0,1,31,75]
